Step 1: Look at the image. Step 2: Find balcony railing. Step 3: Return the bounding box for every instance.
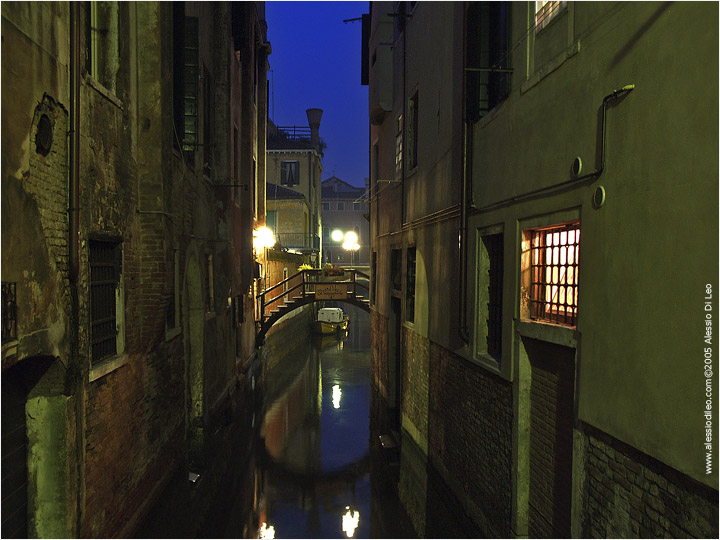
[276,233,320,251]
[2,282,17,342]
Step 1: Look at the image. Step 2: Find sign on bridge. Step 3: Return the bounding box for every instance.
[315,283,348,300]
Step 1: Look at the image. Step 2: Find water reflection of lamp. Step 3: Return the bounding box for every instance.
[342,506,360,538]
[332,385,342,409]
[258,522,275,539]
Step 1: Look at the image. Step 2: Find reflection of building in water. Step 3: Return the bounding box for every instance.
[262,347,322,475]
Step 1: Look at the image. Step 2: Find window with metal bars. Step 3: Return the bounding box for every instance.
[90,240,121,363]
[529,223,579,326]
[481,233,503,359]
[466,2,511,123]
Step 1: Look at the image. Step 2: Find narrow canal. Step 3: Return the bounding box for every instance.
[135,302,415,539]
[256,301,414,539]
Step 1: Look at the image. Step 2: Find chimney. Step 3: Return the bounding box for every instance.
[306,108,323,152]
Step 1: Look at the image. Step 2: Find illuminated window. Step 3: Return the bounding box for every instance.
[528,223,579,326]
[535,1,567,32]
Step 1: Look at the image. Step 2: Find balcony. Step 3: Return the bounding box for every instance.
[276,233,321,251]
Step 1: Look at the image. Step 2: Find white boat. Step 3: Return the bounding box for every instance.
[311,307,349,335]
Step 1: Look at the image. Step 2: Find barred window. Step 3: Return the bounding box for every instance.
[528,223,579,326]
[90,240,122,363]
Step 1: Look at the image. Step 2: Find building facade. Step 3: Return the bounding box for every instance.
[1,2,268,536]
[366,1,718,537]
[321,176,370,267]
[266,111,324,265]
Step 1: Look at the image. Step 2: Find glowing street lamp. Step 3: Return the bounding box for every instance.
[253,226,276,292]
[331,229,344,242]
[342,231,360,266]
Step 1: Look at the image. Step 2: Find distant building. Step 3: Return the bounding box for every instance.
[321,176,370,266]
[266,110,324,266]
[365,1,718,538]
[266,182,311,252]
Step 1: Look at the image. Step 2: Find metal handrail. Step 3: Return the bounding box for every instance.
[259,269,370,321]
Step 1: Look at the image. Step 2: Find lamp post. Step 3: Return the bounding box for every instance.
[342,231,360,268]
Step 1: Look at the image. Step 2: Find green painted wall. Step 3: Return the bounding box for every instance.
[470,1,718,487]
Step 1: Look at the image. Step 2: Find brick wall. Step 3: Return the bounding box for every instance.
[82,352,184,537]
[582,424,719,538]
[427,342,514,537]
[526,339,575,538]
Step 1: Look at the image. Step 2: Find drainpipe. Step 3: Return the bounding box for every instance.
[458,114,472,344]
[458,8,471,344]
[473,84,635,214]
[69,3,83,534]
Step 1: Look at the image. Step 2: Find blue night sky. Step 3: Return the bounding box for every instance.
[266,1,369,187]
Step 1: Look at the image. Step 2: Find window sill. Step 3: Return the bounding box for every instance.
[89,353,129,382]
[165,326,182,342]
[86,75,123,110]
[516,319,578,348]
[471,352,502,376]
[521,40,581,96]
[205,311,216,321]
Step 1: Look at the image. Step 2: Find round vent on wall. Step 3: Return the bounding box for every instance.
[35,114,53,156]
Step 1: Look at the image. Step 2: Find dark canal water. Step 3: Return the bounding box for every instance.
[136,302,415,539]
[257,302,414,539]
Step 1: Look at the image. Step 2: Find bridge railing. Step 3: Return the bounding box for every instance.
[258,268,370,321]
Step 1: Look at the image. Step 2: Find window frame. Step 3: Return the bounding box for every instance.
[407,91,419,171]
[524,221,580,327]
[476,227,504,363]
[535,0,567,33]
[395,115,403,178]
[405,246,416,323]
[89,239,124,364]
[281,160,300,186]
[166,247,181,338]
